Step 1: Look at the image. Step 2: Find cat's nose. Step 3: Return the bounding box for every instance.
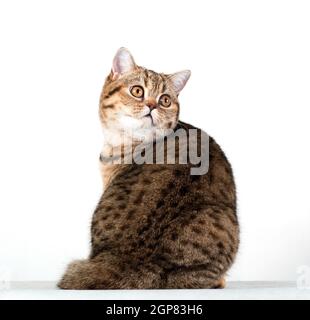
[146,98,157,111]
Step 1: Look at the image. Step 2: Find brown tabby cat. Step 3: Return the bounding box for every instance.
[58,48,239,289]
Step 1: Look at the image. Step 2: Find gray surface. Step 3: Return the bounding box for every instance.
[1,281,309,300]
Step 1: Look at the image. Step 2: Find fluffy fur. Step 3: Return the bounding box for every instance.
[58,48,239,289]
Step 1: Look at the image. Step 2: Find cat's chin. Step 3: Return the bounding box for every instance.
[117,114,153,130]
[103,114,174,145]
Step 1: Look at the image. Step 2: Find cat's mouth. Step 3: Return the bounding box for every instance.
[145,113,154,125]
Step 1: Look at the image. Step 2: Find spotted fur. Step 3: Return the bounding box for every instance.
[58,48,239,289]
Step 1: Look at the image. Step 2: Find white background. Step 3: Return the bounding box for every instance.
[0,0,309,283]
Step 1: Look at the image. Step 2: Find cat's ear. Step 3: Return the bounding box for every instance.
[111,47,136,79]
[168,70,191,94]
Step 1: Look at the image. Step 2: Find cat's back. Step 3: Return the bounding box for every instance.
[91,121,238,261]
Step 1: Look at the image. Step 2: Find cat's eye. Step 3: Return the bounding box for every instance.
[159,94,171,108]
[130,85,144,98]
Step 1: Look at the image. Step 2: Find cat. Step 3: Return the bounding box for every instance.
[58,48,239,289]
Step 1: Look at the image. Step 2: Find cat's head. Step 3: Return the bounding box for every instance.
[99,48,190,142]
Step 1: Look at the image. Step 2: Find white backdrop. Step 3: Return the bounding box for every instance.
[0,0,309,282]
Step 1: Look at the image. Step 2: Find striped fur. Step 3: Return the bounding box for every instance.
[58,49,239,289]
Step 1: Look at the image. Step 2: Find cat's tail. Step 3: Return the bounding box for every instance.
[57,259,109,289]
[57,257,162,289]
